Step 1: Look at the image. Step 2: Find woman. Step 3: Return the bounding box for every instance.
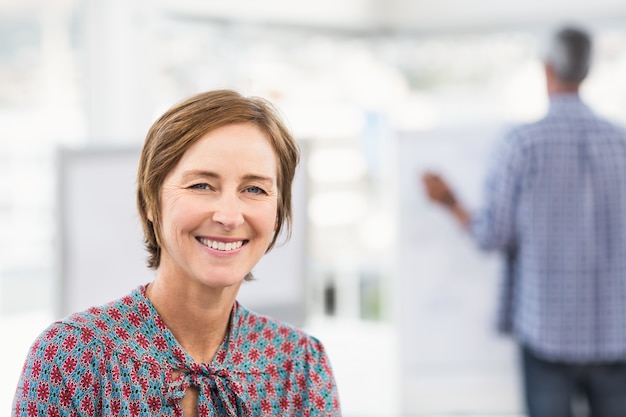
[12,90,341,416]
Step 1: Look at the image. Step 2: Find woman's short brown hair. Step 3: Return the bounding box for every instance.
[136,90,300,270]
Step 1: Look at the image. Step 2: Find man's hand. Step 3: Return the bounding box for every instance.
[422,172,457,208]
[421,171,471,229]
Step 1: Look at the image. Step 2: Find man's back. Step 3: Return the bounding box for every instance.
[472,94,626,361]
[422,26,626,417]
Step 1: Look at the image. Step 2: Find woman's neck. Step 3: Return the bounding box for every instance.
[145,278,238,364]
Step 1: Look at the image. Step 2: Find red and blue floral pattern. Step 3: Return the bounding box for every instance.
[12,285,341,416]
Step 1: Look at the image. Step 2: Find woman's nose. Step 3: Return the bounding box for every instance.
[212,194,245,230]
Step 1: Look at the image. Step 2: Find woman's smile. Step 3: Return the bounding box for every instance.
[196,237,246,252]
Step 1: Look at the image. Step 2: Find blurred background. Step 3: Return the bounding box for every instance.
[1,0,626,416]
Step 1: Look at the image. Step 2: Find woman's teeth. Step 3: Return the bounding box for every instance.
[198,238,244,251]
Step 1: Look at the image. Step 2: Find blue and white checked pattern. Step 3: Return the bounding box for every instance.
[472,94,626,362]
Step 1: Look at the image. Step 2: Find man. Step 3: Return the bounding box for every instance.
[422,26,626,417]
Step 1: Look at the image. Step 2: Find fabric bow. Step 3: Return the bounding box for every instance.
[166,363,250,417]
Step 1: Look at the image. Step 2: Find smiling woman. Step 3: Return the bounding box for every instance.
[11,90,341,417]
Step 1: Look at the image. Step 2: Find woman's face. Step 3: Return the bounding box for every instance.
[156,123,278,290]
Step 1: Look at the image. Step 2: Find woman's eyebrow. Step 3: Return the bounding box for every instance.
[241,174,276,184]
[181,169,220,180]
[181,170,275,184]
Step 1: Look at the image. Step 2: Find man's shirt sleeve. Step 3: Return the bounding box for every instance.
[471,128,526,253]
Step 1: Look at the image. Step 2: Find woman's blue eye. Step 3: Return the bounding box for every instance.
[246,186,266,194]
[190,183,210,190]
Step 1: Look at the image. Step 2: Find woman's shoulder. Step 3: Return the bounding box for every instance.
[236,303,304,336]
[21,317,110,385]
[34,286,151,356]
[233,303,326,356]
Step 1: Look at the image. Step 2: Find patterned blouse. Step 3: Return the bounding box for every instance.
[12,285,341,416]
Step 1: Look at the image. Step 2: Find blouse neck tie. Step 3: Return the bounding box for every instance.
[166,363,250,417]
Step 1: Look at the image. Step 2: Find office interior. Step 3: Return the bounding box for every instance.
[1,1,626,416]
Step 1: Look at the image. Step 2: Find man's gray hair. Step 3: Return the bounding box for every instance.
[545,26,592,83]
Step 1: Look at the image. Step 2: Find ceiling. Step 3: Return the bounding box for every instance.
[3,0,626,35]
[160,0,626,34]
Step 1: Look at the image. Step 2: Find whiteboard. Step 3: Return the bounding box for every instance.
[395,125,523,415]
[56,146,306,326]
